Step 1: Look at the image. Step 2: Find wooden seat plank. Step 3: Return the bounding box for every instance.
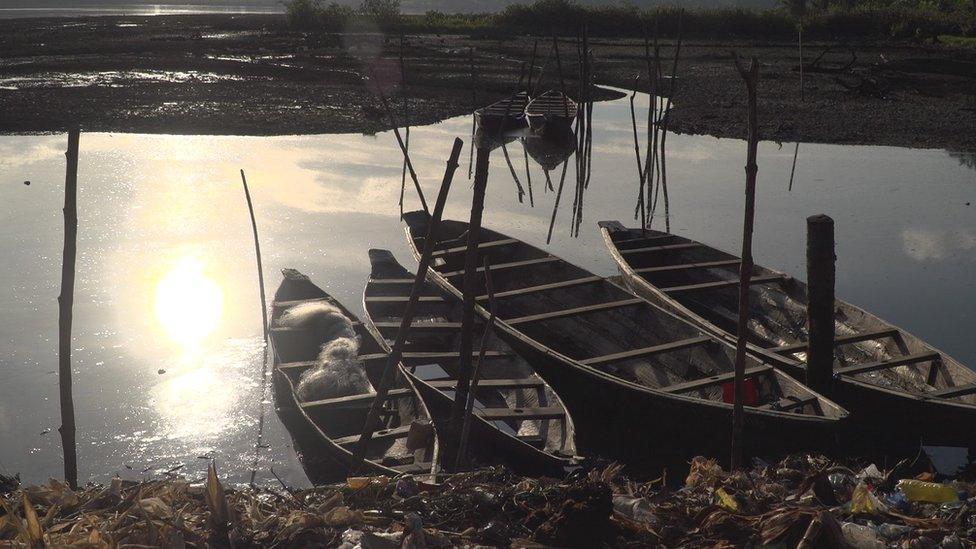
[663,366,772,394]
[426,378,545,390]
[835,352,941,376]
[477,276,602,301]
[333,425,411,447]
[372,321,462,331]
[365,296,445,303]
[620,242,703,255]
[580,336,712,366]
[431,238,519,257]
[770,328,899,355]
[506,298,643,326]
[759,396,817,412]
[661,274,785,294]
[477,406,564,421]
[301,388,411,410]
[442,256,559,279]
[612,233,676,246]
[635,259,741,274]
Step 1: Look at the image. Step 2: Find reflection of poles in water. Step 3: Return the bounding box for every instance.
[522,140,534,206]
[630,78,647,229]
[501,142,526,203]
[656,14,682,233]
[546,159,571,244]
[544,169,554,192]
[789,142,800,191]
[570,25,594,237]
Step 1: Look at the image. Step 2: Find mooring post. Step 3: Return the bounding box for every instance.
[806,214,835,394]
[445,144,490,471]
[58,126,80,489]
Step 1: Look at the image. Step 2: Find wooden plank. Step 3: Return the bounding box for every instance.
[372,321,462,331]
[301,388,411,410]
[506,298,643,326]
[442,256,559,279]
[580,336,712,366]
[770,328,899,355]
[277,360,317,372]
[272,297,332,310]
[477,406,565,421]
[835,352,941,376]
[358,351,514,362]
[333,425,411,447]
[427,378,545,390]
[635,259,741,274]
[662,366,772,394]
[612,233,675,246]
[477,276,602,300]
[365,296,445,303]
[620,242,702,255]
[369,279,416,284]
[928,383,976,399]
[661,274,785,294]
[431,238,518,258]
[759,396,817,412]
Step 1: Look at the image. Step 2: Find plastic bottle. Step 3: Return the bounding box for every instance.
[896,479,959,503]
[612,495,657,524]
[841,522,884,549]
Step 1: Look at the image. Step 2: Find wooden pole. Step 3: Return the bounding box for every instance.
[371,77,429,215]
[527,39,539,92]
[456,258,497,469]
[445,144,490,471]
[240,170,268,343]
[730,53,760,472]
[58,127,80,489]
[522,141,534,207]
[355,138,463,466]
[552,34,566,95]
[806,215,835,394]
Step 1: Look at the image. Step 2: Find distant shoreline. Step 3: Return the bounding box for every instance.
[0,6,283,20]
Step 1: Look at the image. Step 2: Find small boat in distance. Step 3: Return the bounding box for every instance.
[599,221,976,453]
[525,90,578,131]
[363,249,577,476]
[402,211,847,470]
[270,269,437,482]
[474,91,529,134]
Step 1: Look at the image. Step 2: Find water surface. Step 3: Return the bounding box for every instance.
[0,91,973,486]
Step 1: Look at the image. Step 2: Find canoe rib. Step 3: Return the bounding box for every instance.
[770,328,900,354]
[580,336,713,366]
[477,276,602,300]
[506,298,644,326]
[663,366,773,394]
[835,352,941,376]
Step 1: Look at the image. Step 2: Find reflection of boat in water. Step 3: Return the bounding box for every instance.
[474,91,529,134]
[474,126,521,152]
[523,124,577,172]
[526,90,578,131]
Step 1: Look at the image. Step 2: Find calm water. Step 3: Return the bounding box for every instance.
[0,4,281,19]
[0,91,973,486]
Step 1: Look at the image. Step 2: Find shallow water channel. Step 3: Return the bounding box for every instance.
[0,90,973,487]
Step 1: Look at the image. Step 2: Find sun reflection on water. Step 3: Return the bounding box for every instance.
[154,258,223,348]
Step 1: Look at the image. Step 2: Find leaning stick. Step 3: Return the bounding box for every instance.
[240,170,268,342]
[372,78,429,215]
[354,138,463,468]
[456,259,497,469]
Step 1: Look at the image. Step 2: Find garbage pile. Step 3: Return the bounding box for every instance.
[1,455,974,547]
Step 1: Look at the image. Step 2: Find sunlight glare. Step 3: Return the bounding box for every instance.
[154,259,223,346]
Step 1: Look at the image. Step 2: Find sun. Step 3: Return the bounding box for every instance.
[154,259,223,347]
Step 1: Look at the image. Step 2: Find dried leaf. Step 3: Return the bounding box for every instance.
[205,461,229,538]
[22,492,43,543]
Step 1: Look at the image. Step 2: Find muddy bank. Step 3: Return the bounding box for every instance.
[0,14,973,151]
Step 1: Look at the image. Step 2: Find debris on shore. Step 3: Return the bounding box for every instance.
[1,455,974,547]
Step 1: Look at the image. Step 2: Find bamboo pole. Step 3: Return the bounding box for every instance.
[658,14,683,233]
[58,127,80,489]
[456,259,497,469]
[469,47,476,180]
[445,144,491,471]
[522,141,534,207]
[788,142,800,191]
[240,170,268,343]
[527,39,539,92]
[552,34,566,95]
[355,138,463,467]
[730,53,760,472]
[369,68,428,214]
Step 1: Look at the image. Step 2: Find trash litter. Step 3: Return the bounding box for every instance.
[1,452,975,547]
[897,479,960,503]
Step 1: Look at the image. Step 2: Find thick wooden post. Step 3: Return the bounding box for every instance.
[731,54,759,472]
[445,145,490,471]
[355,138,464,467]
[806,214,835,394]
[58,127,80,489]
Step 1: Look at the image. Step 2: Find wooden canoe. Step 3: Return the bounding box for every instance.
[599,221,976,452]
[474,91,529,134]
[525,90,578,131]
[402,212,847,469]
[269,268,437,483]
[362,249,577,476]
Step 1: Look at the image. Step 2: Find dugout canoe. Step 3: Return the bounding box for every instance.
[402,212,847,469]
[525,90,578,131]
[599,221,976,452]
[270,268,437,482]
[363,249,577,476]
[475,91,529,134]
